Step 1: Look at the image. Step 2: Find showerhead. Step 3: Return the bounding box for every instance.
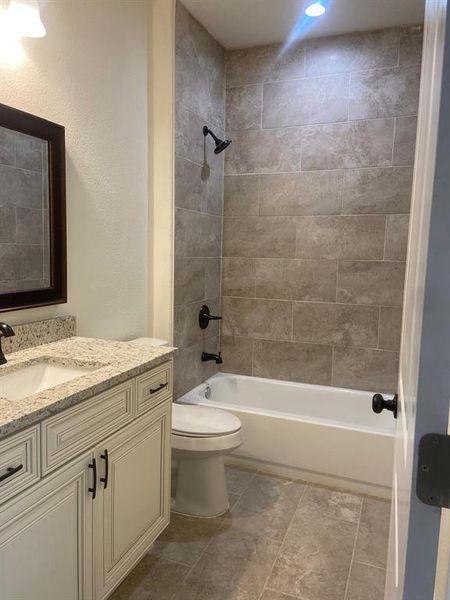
[203,126,232,155]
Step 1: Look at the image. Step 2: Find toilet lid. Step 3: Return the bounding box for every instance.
[172,403,241,437]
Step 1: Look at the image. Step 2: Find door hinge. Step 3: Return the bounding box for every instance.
[417,434,450,508]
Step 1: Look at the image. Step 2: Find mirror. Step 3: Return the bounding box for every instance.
[0,103,66,312]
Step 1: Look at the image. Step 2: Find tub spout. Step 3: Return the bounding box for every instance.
[201,352,222,364]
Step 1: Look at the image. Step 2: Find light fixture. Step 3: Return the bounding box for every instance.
[6,0,46,38]
[0,10,25,65]
[305,2,326,17]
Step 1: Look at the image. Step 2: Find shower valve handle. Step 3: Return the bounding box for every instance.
[199,305,222,330]
[372,393,398,419]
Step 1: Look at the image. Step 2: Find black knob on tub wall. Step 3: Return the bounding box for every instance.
[372,393,398,419]
[199,305,222,330]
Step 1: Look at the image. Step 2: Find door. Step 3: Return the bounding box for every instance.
[384,1,450,598]
[94,401,171,600]
[0,451,94,600]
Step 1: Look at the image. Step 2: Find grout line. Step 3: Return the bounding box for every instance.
[343,497,364,600]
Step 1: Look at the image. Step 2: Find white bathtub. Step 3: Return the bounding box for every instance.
[179,373,395,498]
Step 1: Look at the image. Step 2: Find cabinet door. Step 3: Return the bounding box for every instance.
[0,451,94,600]
[94,400,171,599]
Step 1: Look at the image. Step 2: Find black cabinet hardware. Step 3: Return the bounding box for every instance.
[0,463,23,483]
[372,393,398,419]
[100,449,109,489]
[88,458,97,499]
[199,305,222,330]
[150,382,168,395]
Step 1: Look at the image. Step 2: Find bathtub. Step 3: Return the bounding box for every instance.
[179,373,395,498]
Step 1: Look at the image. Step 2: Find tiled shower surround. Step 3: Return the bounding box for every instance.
[0,127,50,292]
[221,27,423,393]
[174,2,225,398]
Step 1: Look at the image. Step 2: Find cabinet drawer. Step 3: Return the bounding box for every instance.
[136,361,172,415]
[0,426,40,505]
[42,380,134,475]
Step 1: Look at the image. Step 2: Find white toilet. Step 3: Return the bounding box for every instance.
[130,337,243,518]
[172,402,242,517]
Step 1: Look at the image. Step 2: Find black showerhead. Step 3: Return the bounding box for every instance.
[203,126,232,155]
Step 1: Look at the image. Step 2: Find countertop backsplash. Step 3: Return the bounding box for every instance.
[2,316,77,354]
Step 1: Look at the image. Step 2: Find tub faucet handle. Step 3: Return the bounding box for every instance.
[199,305,222,330]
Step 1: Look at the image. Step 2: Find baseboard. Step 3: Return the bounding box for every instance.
[225,454,393,500]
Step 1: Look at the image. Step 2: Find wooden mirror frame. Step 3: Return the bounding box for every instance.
[0,103,67,312]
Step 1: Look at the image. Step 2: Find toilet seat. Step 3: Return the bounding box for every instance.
[172,403,241,438]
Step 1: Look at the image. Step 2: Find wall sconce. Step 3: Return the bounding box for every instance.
[0,0,46,65]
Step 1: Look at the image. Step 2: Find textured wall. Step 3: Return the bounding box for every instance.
[173,2,225,398]
[221,27,422,393]
[0,1,149,341]
[0,128,50,292]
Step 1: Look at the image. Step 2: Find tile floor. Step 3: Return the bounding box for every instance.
[109,466,390,600]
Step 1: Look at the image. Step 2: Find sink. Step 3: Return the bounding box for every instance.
[0,361,98,401]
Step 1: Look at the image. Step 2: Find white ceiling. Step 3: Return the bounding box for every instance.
[181,0,425,49]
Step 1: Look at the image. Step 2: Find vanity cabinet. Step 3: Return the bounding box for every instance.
[0,360,172,600]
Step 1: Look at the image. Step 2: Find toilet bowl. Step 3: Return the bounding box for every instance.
[172,403,242,517]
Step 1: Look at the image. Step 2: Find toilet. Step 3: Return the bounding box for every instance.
[130,337,243,517]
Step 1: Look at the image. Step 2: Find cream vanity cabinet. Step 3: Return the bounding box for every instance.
[0,360,172,600]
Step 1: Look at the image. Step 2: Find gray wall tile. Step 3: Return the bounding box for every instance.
[302,119,394,170]
[0,207,15,243]
[341,167,413,214]
[385,214,409,260]
[174,258,206,306]
[226,85,262,131]
[295,215,386,260]
[175,209,222,257]
[260,171,342,216]
[263,74,349,128]
[223,216,296,258]
[379,306,403,351]
[222,257,255,297]
[253,339,333,385]
[333,346,399,392]
[0,126,16,167]
[224,175,260,216]
[222,297,293,340]
[16,208,43,245]
[337,261,406,306]
[399,26,423,66]
[221,335,253,375]
[175,157,206,211]
[393,116,417,166]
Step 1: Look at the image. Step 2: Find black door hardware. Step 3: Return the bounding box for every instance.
[417,434,450,508]
[88,458,97,499]
[372,393,398,419]
[100,449,109,489]
[199,305,222,330]
[0,463,23,483]
[150,382,168,395]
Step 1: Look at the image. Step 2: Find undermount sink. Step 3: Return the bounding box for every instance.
[0,361,98,401]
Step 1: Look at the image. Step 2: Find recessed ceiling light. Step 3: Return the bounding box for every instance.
[305,2,326,17]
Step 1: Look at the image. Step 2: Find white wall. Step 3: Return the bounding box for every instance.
[0,0,150,340]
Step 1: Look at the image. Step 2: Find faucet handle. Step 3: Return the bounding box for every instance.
[199,305,222,330]
[0,322,15,338]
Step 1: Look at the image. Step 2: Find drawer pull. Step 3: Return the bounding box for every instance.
[0,464,23,483]
[88,458,97,499]
[149,382,168,395]
[100,449,109,489]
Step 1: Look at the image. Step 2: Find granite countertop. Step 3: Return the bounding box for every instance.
[0,337,175,440]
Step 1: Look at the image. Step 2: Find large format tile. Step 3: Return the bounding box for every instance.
[393,116,417,166]
[223,216,296,258]
[263,74,349,128]
[176,48,210,120]
[349,66,420,120]
[354,497,391,568]
[220,336,253,375]
[305,28,400,76]
[173,528,281,600]
[175,105,205,164]
[399,26,423,66]
[222,257,255,297]
[346,562,386,600]
[302,119,394,171]
[293,302,378,347]
[0,207,15,243]
[337,261,406,306]
[175,157,206,211]
[222,297,293,340]
[175,208,222,257]
[174,298,220,348]
[230,474,305,541]
[253,339,333,385]
[226,84,262,131]
[332,346,399,392]
[295,215,386,260]
[225,127,302,175]
[108,555,189,600]
[379,306,403,351]
[224,174,260,216]
[260,171,342,216]
[261,592,298,600]
[297,484,362,523]
[225,465,256,495]
[174,258,206,305]
[254,258,337,302]
[268,511,357,599]
[385,214,409,260]
[341,167,413,215]
[226,43,305,87]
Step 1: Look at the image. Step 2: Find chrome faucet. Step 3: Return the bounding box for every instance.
[201,352,222,365]
[0,322,15,365]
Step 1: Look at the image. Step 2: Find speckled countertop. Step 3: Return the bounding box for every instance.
[0,337,175,440]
